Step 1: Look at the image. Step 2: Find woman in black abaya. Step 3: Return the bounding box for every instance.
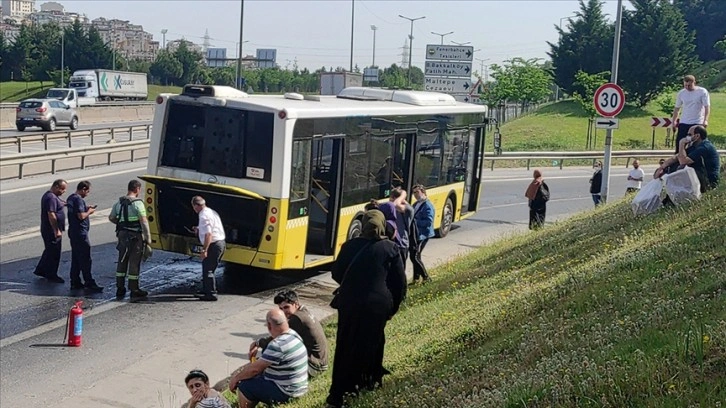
[325,210,407,408]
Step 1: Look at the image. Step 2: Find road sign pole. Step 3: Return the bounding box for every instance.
[601,0,623,204]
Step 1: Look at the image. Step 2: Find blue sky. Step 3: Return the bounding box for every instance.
[59,0,622,73]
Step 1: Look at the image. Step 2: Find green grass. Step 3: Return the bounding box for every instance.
[275,184,725,408]
[0,81,181,102]
[494,92,726,153]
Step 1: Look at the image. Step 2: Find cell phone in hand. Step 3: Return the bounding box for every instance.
[90,205,98,209]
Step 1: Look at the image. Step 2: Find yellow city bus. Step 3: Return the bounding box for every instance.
[141,85,488,270]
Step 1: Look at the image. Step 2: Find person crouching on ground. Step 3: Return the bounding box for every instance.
[249,289,329,377]
[184,369,230,408]
[229,308,308,408]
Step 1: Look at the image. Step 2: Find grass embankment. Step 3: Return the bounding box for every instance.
[277,186,725,408]
[494,92,725,153]
[0,81,181,102]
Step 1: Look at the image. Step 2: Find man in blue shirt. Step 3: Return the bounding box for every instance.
[411,184,435,283]
[656,125,720,191]
[66,181,103,292]
[33,179,68,283]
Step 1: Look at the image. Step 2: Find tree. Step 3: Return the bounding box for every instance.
[489,58,553,109]
[619,0,698,107]
[673,0,726,62]
[0,31,7,79]
[150,50,182,85]
[572,70,609,149]
[173,40,204,85]
[547,0,613,95]
[715,35,726,57]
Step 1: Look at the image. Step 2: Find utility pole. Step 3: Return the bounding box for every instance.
[237,0,245,90]
[349,0,355,72]
[60,29,64,87]
[431,31,453,45]
[600,0,623,204]
[399,14,425,88]
[370,25,377,67]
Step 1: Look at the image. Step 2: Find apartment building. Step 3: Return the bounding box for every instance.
[1,0,34,19]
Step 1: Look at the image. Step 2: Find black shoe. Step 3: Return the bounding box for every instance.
[115,287,127,300]
[46,275,65,284]
[70,281,84,290]
[33,270,45,278]
[199,294,218,301]
[85,283,104,293]
[194,290,218,298]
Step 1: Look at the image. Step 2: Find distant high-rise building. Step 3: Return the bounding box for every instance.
[1,0,35,18]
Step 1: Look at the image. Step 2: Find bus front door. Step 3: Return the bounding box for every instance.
[392,132,415,193]
[306,137,344,256]
[462,126,485,213]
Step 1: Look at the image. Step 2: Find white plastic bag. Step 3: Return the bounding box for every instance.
[664,167,701,205]
[631,179,663,216]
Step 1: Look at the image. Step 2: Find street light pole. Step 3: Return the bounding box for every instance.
[60,30,64,87]
[237,0,245,89]
[600,0,623,204]
[431,31,453,45]
[349,0,355,72]
[161,29,168,49]
[450,40,471,46]
[399,14,425,88]
[370,25,377,67]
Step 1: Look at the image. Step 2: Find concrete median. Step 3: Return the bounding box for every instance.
[1,104,155,130]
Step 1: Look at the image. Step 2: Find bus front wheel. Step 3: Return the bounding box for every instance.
[436,197,454,238]
[347,218,363,240]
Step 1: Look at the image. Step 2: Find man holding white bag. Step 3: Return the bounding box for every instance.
[655,125,720,192]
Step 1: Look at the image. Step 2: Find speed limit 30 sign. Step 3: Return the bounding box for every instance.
[593,83,625,117]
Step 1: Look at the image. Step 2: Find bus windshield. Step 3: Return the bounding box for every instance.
[160,100,274,181]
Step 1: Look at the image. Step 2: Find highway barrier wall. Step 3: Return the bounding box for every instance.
[1,104,155,130]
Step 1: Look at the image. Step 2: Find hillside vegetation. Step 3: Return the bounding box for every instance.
[495,92,725,153]
[279,185,725,408]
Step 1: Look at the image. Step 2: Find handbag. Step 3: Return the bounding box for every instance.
[329,242,373,309]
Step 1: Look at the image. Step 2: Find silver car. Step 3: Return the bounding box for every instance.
[15,99,79,132]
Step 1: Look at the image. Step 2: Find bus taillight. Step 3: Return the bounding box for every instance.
[269,216,277,224]
[271,207,278,214]
[156,96,164,104]
[146,197,152,204]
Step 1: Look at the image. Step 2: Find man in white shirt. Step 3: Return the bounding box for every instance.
[191,195,226,301]
[671,75,710,153]
[625,160,645,194]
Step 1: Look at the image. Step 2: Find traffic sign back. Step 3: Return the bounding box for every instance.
[593,83,625,117]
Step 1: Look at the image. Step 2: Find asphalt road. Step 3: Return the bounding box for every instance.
[0,120,152,138]
[0,162,645,406]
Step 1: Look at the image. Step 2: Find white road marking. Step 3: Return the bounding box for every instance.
[0,209,112,245]
[0,166,145,195]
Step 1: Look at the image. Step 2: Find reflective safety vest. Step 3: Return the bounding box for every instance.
[116,197,143,233]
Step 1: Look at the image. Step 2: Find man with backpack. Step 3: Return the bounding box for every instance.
[109,179,151,301]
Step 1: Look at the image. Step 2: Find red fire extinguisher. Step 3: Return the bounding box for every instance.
[65,300,84,347]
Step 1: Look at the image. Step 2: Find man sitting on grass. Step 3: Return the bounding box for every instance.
[249,290,329,377]
[655,125,720,191]
[228,308,308,408]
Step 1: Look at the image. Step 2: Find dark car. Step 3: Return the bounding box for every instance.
[15,99,79,131]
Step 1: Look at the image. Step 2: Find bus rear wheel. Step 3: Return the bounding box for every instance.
[347,218,363,240]
[436,197,454,238]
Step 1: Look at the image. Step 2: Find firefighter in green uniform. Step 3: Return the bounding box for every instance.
[109,179,151,301]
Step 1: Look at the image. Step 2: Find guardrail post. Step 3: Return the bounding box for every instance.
[527,159,531,170]
[108,151,112,166]
[560,159,564,170]
[131,149,135,162]
[51,158,56,174]
[68,131,72,148]
[129,126,133,141]
[18,163,24,179]
[625,158,631,168]
[81,155,86,170]
[110,127,116,143]
[17,137,22,153]
[90,129,95,145]
[146,125,151,139]
[44,133,49,150]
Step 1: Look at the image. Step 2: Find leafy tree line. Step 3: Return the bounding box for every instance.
[549,0,725,107]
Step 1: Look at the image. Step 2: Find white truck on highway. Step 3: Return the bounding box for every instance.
[69,69,148,101]
[45,88,97,107]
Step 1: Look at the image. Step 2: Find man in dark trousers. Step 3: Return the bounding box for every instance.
[191,195,226,301]
[33,179,68,283]
[589,161,603,207]
[109,179,151,301]
[66,180,103,293]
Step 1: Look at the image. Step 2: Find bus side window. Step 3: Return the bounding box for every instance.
[290,139,311,201]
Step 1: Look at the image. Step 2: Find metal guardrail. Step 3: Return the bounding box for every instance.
[1,143,724,180]
[0,125,152,153]
[486,150,726,170]
[0,139,150,179]
[0,101,154,108]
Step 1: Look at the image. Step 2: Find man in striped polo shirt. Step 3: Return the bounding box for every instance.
[229,308,308,407]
